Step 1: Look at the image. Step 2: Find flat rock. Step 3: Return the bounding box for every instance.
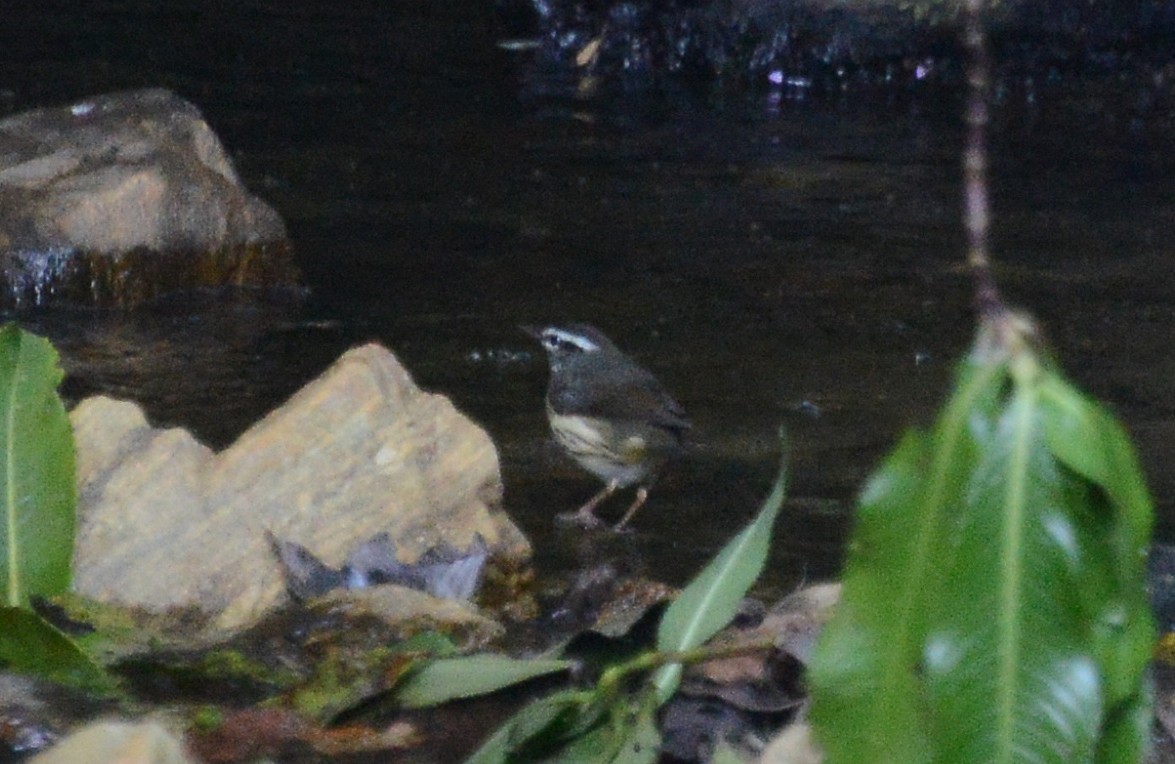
[311,585,504,645]
[0,88,298,307]
[71,342,529,632]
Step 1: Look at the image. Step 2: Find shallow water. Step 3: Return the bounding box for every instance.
[4,1,1175,597]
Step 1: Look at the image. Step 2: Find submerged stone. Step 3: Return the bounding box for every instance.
[272,532,491,602]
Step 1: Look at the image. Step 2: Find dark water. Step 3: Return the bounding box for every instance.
[4,1,1175,595]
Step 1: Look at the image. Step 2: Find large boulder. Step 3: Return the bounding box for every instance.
[0,88,299,308]
[70,342,529,631]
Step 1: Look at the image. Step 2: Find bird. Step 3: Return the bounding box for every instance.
[524,323,690,530]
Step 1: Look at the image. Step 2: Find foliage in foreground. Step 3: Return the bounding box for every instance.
[0,324,111,692]
[0,308,1156,764]
[808,309,1155,764]
[404,305,1155,764]
[404,455,789,764]
[0,324,76,608]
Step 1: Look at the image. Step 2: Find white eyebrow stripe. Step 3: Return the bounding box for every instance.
[545,328,599,352]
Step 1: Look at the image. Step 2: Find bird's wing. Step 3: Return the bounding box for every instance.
[584,367,691,433]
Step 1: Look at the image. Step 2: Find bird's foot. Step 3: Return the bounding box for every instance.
[555,480,618,529]
[555,506,606,529]
[612,487,649,531]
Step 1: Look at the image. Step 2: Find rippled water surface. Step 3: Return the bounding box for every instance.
[4,1,1175,594]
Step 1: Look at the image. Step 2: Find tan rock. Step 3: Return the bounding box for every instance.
[0,88,298,307]
[29,720,196,764]
[71,342,529,631]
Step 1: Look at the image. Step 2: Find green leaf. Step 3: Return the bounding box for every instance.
[809,315,1154,764]
[920,378,1102,763]
[652,447,788,702]
[0,325,76,607]
[396,655,575,709]
[1037,375,1152,550]
[538,723,617,764]
[608,697,660,764]
[0,606,116,693]
[1096,690,1153,764]
[806,432,939,764]
[463,689,598,764]
[1037,375,1155,763]
[807,344,1031,763]
[541,691,660,764]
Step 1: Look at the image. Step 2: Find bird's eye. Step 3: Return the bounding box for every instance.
[541,329,595,353]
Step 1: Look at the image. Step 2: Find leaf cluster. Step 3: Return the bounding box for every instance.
[807,312,1155,764]
[452,457,790,763]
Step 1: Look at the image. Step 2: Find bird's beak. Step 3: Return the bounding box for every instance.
[519,324,543,339]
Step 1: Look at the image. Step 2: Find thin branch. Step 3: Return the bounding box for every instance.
[962,0,1002,320]
[596,638,779,701]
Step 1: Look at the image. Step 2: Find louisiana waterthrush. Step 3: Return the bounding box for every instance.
[524,323,690,530]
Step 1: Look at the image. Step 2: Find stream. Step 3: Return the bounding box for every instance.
[3,0,1175,599]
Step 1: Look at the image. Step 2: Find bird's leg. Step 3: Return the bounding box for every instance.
[557,479,618,528]
[613,486,649,531]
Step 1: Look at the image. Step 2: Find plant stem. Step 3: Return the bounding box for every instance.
[598,638,778,700]
[962,0,1002,323]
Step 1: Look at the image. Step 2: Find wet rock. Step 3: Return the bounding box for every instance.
[661,696,761,762]
[516,0,1175,95]
[1150,544,1175,631]
[27,720,195,764]
[107,586,501,729]
[186,707,419,762]
[0,673,115,759]
[0,88,298,308]
[1152,664,1175,764]
[543,563,675,640]
[310,585,504,646]
[272,532,491,602]
[270,536,350,601]
[186,708,315,764]
[70,342,530,632]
